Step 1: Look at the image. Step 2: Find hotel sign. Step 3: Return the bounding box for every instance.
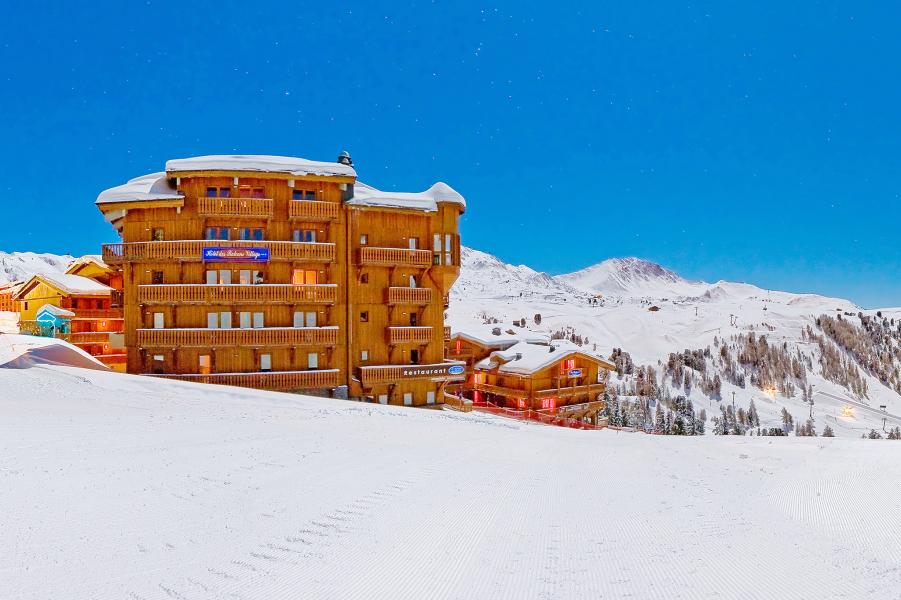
[202,247,270,262]
[568,368,583,377]
[399,364,466,379]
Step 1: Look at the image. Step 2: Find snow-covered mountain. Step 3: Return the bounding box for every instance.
[450,246,901,437]
[0,251,73,284]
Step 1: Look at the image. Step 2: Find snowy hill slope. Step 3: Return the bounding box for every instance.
[450,247,901,437]
[0,251,73,283]
[3,363,901,599]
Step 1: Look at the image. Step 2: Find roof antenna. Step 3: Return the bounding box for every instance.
[337,150,353,166]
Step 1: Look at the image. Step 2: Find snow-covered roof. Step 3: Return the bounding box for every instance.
[96,172,184,206]
[346,181,465,212]
[451,324,548,348]
[37,304,76,318]
[66,254,109,274]
[165,155,356,178]
[475,340,616,375]
[15,274,112,299]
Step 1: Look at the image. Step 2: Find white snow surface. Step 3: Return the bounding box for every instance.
[450,247,900,437]
[0,334,107,370]
[476,339,615,374]
[21,272,112,296]
[347,180,466,211]
[165,154,356,178]
[0,251,73,284]
[3,364,901,599]
[95,171,184,205]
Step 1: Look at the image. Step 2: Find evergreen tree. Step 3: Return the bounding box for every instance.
[822,424,834,437]
[654,403,665,434]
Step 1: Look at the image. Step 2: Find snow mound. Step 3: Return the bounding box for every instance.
[0,334,108,370]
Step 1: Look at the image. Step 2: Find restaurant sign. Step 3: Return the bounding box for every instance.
[568,368,583,377]
[399,364,466,379]
[202,247,270,262]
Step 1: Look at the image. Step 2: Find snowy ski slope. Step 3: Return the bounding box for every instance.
[2,363,901,599]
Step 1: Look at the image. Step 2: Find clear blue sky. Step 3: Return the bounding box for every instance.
[1,2,899,307]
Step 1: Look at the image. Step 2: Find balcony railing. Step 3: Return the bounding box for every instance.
[386,287,432,305]
[473,381,606,401]
[387,326,433,345]
[138,284,337,305]
[147,369,339,391]
[197,197,274,218]
[103,241,335,264]
[68,332,117,344]
[358,247,432,267]
[71,309,123,320]
[137,326,338,348]
[358,362,466,386]
[288,200,340,220]
[472,382,530,400]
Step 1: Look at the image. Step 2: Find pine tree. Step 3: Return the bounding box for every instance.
[822,424,834,437]
[654,403,665,434]
[748,399,760,427]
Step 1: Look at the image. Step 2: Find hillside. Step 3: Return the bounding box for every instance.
[3,361,901,599]
[0,251,72,283]
[450,247,901,438]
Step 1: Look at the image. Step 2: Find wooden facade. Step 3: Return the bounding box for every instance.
[95,154,466,406]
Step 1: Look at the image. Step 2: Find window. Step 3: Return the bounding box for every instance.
[359,234,368,245]
[433,233,441,252]
[239,228,264,241]
[220,311,232,329]
[206,187,217,197]
[445,234,452,265]
[305,311,317,327]
[293,311,304,328]
[360,311,368,322]
[426,391,435,405]
[239,312,251,329]
[403,393,413,406]
[410,349,419,365]
[207,313,219,329]
[409,275,417,288]
[409,313,418,326]
[199,355,211,375]
[219,187,231,198]
[408,238,418,250]
[205,226,230,240]
[260,353,272,372]
[153,313,164,329]
[561,359,575,374]
[151,271,163,285]
[292,189,317,201]
[455,340,462,354]
[252,187,265,199]
[433,253,442,266]
[239,270,252,285]
[151,228,164,241]
[360,273,369,284]
[378,394,388,405]
[292,229,316,243]
[361,350,369,361]
[252,312,264,328]
[152,354,165,374]
[206,270,218,285]
[542,397,557,410]
[307,352,318,369]
[292,269,317,285]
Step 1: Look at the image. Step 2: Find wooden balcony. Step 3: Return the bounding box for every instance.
[71,309,123,320]
[197,197,274,218]
[387,326,433,345]
[386,287,432,305]
[358,247,432,267]
[473,381,530,400]
[137,326,338,348]
[138,284,337,305]
[147,369,339,391]
[68,332,116,344]
[103,241,335,264]
[288,200,340,220]
[535,383,606,399]
[358,362,466,386]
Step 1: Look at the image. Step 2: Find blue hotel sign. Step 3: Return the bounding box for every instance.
[202,247,270,262]
[568,368,583,377]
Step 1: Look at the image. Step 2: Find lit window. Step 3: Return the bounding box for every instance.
[199,355,211,375]
[292,269,317,285]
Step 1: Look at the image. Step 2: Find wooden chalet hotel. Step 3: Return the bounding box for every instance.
[95,153,466,406]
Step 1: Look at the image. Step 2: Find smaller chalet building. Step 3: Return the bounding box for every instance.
[447,324,616,423]
[13,271,126,371]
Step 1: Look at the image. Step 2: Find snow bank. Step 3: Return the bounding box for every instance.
[347,180,466,211]
[2,364,901,599]
[0,334,108,370]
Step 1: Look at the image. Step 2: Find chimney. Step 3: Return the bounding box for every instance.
[337,150,353,166]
